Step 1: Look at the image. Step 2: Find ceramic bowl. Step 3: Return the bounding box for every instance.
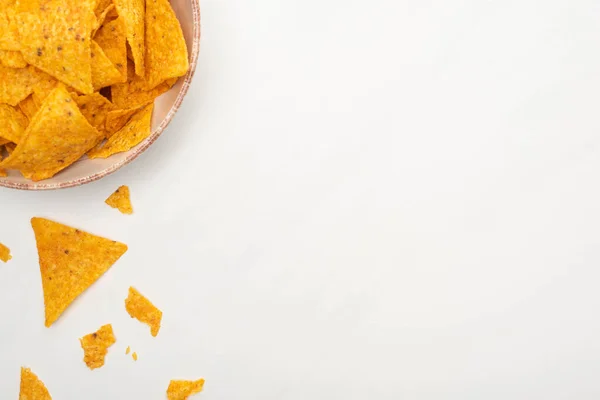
[0,0,201,190]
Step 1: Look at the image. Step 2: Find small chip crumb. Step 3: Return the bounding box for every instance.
[125,346,130,354]
[0,242,11,262]
[105,185,133,214]
[125,287,162,337]
[167,379,205,400]
[80,324,116,370]
[132,352,138,361]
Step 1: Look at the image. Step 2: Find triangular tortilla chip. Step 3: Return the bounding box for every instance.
[16,0,95,94]
[105,185,133,214]
[88,103,152,159]
[19,367,52,400]
[0,103,28,143]
[91,40,123,90]
[113,0,144,76]
[144,0,189,90]
[31,217,128,327]
[94,17,127,81]
[92,3,114,36]
[1,86,103,181]
[167,379,205,400]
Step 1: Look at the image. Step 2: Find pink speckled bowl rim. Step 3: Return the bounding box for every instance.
[0,0,201,191]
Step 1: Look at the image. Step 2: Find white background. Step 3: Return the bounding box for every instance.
[2,0,600,398]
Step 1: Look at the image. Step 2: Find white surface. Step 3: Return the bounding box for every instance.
[2,0,600,398]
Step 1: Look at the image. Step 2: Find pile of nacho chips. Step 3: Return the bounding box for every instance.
[0,0,189,181]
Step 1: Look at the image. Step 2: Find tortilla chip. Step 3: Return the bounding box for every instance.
[31,70,60,105]
[94,16,127,81]
[0,64,42,105]
[94,0,113,16]
[1,86,103,181]
[167,379,205,400]
[0,49,27,68]
[91,40,123,90]
[88,103,152,159]
[80,324,116,370]
[125,345,130,354]
[16,0,95,94]
[105,185,133,214]
[124,287,162,337]
[113,0,144,76]
[104,106,139,135]
[31,217,128,327]
[19,367,52,400]
[0,103,28,143]
[145,0,189,90]
[111,63,170,108]
[0,242,11,262]
[73,92,115,134]
[18,95,39,121]
[132,351,138,361]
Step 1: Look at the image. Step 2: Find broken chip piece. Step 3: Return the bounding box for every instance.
[125,345,130,354]
[80,324,116,370]
[132,351,138,361]
[167,379,205,400]
[31,217,128,327]
[19,367,53,400]
[0,103,28,143]
[105,185,133,214]
[125,287,162,337]
[0,242,11,262]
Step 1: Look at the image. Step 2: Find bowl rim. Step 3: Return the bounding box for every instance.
[0,0,201,191]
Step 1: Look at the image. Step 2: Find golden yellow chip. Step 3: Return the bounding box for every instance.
[20,367,53,400]
[1,86,103,181]
[80,324,116,370]
[145,0,189,90]
[0,103,27,143]
[0,64,42,106]
[31,217,128,327]
[73,92,115,134]
[125,345,130,354]
[88,103,152,159]
[31,69,59,105]
[0,49,27,68]
[113,0,144,76]
[18,95,39,121]
[94,16,127,81]
[105,185,133,214]
[125,287,162,337]
[0,242,11,262]
[16,0,94,94]
[104,106,139,135]
[111,63,170,109]
[94,0,113,16]
[91,40,123,90]
[132,351,138,361]
[167,379,205,400]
